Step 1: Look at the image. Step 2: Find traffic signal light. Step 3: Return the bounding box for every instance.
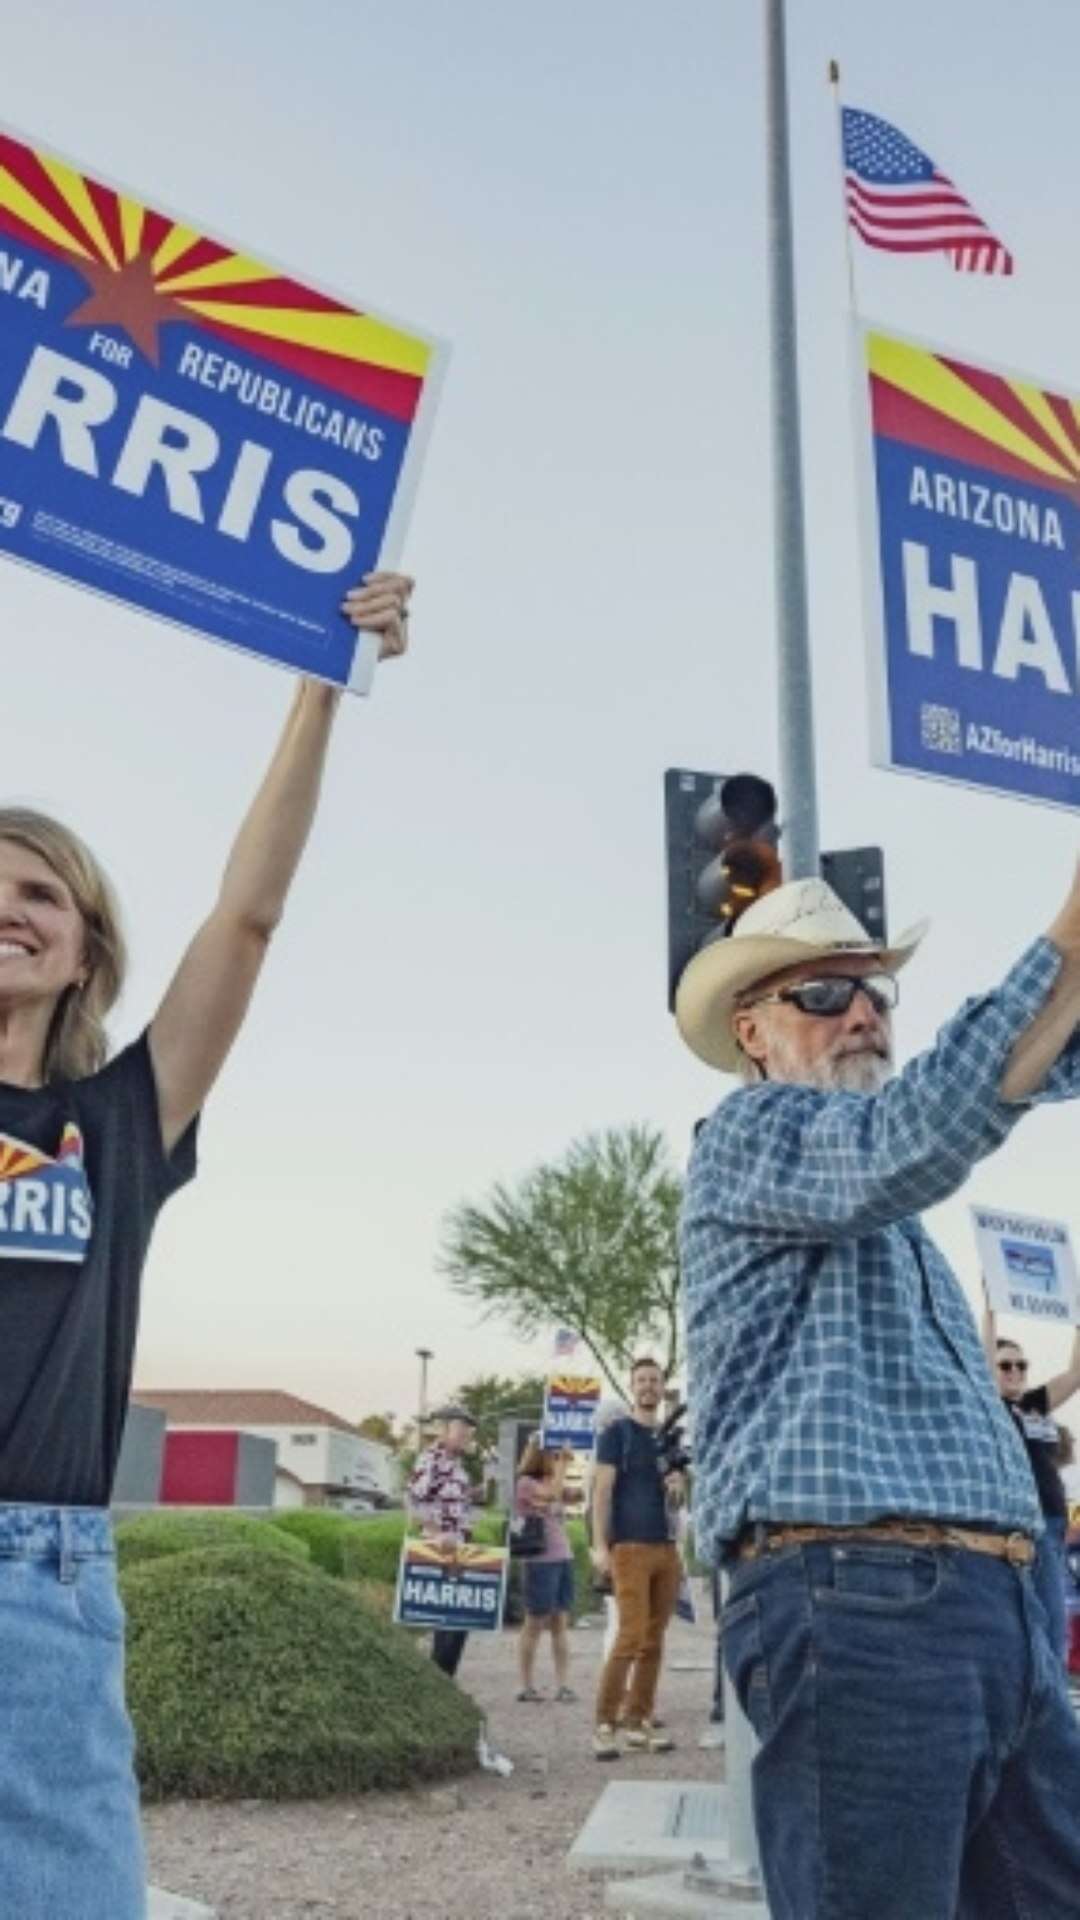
[664,771,890,1010]
[664,768,782,1008]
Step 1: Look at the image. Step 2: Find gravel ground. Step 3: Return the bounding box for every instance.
[145,1594,725,1920]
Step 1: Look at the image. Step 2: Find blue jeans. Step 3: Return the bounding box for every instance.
[723,1539,1080,1920]
[1034,1514,1068,1662]
[710,1563,724,1720]
[0,1506,144,1920]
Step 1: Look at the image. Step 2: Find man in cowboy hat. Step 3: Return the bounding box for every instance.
[407,1404,478,1679]
[678,870,1080,1920]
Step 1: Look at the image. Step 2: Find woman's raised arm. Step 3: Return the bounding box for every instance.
[149,570,412,1152]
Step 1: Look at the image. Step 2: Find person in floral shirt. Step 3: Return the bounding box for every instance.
[407,1405,477,1677]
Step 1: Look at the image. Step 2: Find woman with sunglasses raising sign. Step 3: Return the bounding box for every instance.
[983,1310,1080,1660]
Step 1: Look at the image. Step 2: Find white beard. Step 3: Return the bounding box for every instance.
[766,1032,892,1095]
[813,1050,892,1095]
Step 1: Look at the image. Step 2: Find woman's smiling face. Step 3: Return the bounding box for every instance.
[0,839,86,1011]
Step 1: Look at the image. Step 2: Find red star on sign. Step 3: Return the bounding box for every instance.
[63,252,190,367]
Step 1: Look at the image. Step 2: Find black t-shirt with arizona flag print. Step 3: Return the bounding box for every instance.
[0,1032,197,1506]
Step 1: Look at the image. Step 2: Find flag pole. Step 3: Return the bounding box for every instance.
[765,0,819,882]
[829,59,859,313]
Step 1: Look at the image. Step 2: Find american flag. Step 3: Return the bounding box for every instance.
[552,1328,579,1358]
[842,108,1013,276]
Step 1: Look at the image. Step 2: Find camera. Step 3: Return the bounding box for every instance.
[655,1400,691,1478]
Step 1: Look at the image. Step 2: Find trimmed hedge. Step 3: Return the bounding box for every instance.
[268,1509,404,1583]
[122,1546,481,1800]
[564,1517,594,1618]
[267,1507,595,1618]
[115,1510,311,1572]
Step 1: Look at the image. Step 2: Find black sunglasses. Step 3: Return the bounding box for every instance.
[998,1358,1029,1374]
[749,972,899,1019]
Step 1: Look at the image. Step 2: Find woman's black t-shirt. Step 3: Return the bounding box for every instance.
[0,1033,196,1506]
[1003,1385,1067,1521]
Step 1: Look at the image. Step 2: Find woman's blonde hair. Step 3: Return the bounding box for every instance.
[0,810,126,1082]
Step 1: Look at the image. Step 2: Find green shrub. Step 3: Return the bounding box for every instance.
[268,1509,406,1584]
[122,1547,481,1800]
[269,1507,513,1585]
[354,1577,394,1621]
[115,1510,310,1573]
[471,1509,509,1548]
[565,1517,594,1618]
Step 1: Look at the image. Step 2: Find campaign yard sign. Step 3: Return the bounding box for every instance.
[856,326,1080,809]
[393,1538,508,1634]
[972,1205,1080,1325]
[542,1373,602,1453]
[0,124,447,692]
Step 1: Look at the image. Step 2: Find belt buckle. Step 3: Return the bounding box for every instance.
[1004,1532,1031,1568]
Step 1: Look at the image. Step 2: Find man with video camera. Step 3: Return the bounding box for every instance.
[590,1357,686,1759]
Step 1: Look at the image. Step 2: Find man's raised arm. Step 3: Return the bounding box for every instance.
[1000,861,1080,1102]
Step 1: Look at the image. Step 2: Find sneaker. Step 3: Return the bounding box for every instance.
[555,1686,578,1703]
[698,1724,726,1749]
[592,1722,620,1760]
[515,1686,543,1702]
[625,1719,675,1753]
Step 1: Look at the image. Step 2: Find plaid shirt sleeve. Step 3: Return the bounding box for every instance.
[700,938,1064,1241]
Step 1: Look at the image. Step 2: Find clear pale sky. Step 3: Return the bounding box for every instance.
[3,0,1080,1429]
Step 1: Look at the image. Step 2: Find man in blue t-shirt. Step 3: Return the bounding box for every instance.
[590,1357,682,1758]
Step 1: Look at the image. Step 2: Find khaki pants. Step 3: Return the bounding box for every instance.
[595,1541,680,1727]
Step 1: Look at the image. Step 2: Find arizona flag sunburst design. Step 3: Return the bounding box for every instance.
[0,129,430,420]
[547,1374,603,1403]
[0,1135,48,1182]
[868,332,1080,497]
[0,1124,84,1181]
[405,1541,506,1576]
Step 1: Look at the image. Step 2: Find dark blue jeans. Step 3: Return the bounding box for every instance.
[722,1540,1080,1920]
[1034,1514,1068,1662]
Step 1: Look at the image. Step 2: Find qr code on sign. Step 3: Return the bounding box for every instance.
[920,703,962,755]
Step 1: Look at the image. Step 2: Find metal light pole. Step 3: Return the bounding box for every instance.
[765,0,820,878]
[686,7,819,1906]
[415,1346,433,1446]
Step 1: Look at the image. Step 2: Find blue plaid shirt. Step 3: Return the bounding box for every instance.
[683,938,1080,1560]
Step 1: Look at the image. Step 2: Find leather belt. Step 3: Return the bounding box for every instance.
[734,1520,1035,1568]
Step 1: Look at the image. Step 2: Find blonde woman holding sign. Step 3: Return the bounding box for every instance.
[0,570,411,1920]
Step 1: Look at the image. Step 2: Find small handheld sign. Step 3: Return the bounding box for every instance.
[972,1204,1080,1326]
[393,1537,508,1635]
[0,122,448,692]
[541,1373,602,1452]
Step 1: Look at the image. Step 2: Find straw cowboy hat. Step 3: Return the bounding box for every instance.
[675,876,928,1072]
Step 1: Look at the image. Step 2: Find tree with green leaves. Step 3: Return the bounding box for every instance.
[441,1124,683,1396]
[436,1373,549,1493]
[450,1373,548,1447]
[355,1413,408,1454]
